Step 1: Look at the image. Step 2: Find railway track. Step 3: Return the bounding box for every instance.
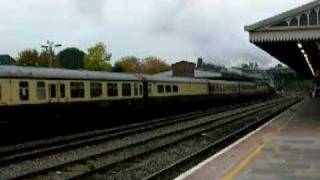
[0,97,276,166]
[142,100,299,180]
[0,96,300,180]
[68,97,300,180]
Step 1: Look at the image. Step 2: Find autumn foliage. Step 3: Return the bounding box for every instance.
[17,49,60,68]
[17,49,39,67]
[113,56,170,74]
[84,42,112,71]
[142,56,171,74]
[16,42,171,74]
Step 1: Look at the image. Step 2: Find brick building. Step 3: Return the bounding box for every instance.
[172,61,196,78]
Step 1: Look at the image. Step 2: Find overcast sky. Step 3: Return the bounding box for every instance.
[0,0,313,68]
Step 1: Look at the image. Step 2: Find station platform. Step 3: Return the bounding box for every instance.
[176,98,320,180]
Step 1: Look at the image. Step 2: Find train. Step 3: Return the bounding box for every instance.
[0,65,273,143]
[0,65,273,108]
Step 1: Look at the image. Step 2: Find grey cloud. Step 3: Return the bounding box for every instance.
[0,0,314,68]
[73,0,106,20]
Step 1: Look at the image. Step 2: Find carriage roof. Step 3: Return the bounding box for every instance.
[0,66,142,81]
[0,66,210,84]
[143,75,209,84]
[0,66,259,85]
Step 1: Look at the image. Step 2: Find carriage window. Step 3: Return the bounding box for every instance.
[148,84,152,94]
[107,83,118,97]
[90,82,102,98]
[19,82,29,101]
[165,85,172,93]
[157,85,164,93]
[134,83,139,96]
[211,84,215,92]
[122,83,131,97]
[60,84,65,98]
[37,82,46,100]
[225,85,229,92]
[173,85,178,93]
[70,82,84,98]
[139,84,143,95]
[49,84,57,98]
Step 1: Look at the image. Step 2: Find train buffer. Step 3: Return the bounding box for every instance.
[175,98,320,180]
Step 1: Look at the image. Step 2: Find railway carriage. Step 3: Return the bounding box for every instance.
[239,82,254,96]
[0,65,273,143]
[143,75,209,107]
[209,80,240,99]
[0,66,273,109]
[0,66,144,107]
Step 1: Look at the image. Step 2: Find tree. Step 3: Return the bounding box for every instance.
[142,56,170,74]
[39,50,60,68]
[58,48,85,69]
[113,56,170,74]
[112,62,125,72]
[116,56,142,73]
[84,42,112,71]
[17,49,39,66]
[0,55,16,65]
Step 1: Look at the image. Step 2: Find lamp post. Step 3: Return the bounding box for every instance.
[41,41,62,68]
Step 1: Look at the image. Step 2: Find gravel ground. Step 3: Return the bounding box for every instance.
[90,116,257,180]
[29,102,265,180]
[88,102,294,180]
[0,100,255,153]
[0,98,289,179]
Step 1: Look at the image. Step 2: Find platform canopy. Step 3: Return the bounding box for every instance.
[245,0,320,78]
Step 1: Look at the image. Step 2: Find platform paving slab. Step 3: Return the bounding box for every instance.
[177,98,320,180]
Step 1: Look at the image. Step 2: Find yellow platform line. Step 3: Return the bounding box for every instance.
[223,113,293,180]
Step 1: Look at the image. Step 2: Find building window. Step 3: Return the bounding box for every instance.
[70,82,85,98]
[107,83,118,97]
[157,85,164,93]
[173,85,179,93]
[300,14,308,26]
[309,10,317,25]
[90,82,102,98]
[134,83,139,96]
[60,84,65,98]
[289,17,298,26]
[37,82,46,100]
[122,83,132,97]
[19,82,29,101]
[165,85,172,93]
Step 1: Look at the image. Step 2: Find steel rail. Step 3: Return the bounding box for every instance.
[8,98,294,180]
[142,99,301,180]
[0,97,279,166]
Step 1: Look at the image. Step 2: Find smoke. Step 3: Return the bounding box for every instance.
[145,0,288,68]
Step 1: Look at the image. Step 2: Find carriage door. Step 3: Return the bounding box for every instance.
[49,82,66,103]
[58,83,66,101]
[48,83,58,103]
